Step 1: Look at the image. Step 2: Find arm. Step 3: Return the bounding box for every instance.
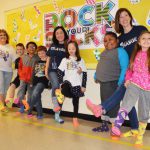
[118,47,129,86]
[45,57,50,79]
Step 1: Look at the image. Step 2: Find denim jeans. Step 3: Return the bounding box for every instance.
[29,83,45,116]
[0,71,13,97]
[101,84,138,129]
[17,80,33,105]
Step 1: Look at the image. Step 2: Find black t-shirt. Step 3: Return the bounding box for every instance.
[32,60,49,87]
[119,25,147,58]
[46,43,66,72]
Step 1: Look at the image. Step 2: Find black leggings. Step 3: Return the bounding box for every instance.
[61,82,79,118]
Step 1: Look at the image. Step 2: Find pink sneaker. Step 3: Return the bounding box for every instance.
[86,99,102,117]
[111,126,121,140]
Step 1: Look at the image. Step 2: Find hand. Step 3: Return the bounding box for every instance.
[124,80,130,87]
[81,87,86,93]
[77,67,82,74]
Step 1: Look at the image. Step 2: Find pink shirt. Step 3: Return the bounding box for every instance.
[125,51,150,91]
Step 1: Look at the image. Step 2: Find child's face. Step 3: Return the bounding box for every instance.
[0,32,7,44]
[139,33,150,51]
[119,11,131,28]
[55,29,65,43]
[38,51,47,60]
[27,44,36,55]
[16,46,24,56]
[68,43,76,57]
[104,35,118,50]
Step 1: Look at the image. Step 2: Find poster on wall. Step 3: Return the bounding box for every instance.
[44,0,118,50]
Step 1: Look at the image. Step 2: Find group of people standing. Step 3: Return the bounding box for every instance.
[0,7,149,147]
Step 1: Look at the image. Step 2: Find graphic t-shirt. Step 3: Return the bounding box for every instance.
[119,25,147,58]
[46,43,66,72]
[0,44,17,72]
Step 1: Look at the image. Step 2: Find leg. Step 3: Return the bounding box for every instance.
[111,84,140,137]
[72,97,79,127]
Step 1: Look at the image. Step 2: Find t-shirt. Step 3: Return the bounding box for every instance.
[119,25,147,58]
[0,44,17,72]
[32,60,49,87]
[58,57,87,87]
[46,43,66,72]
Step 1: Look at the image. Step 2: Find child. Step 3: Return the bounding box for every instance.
[111,31,150,146]
[27,46,48,119]
[5,43,25,108]
[45,26,69,123]
[16,41,39,113]
[56,40,87,127]
[87,32,129,132]
[0,29,17,112]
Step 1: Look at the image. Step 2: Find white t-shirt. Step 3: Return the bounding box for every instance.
[0,44,17,72]
[58,57,87,87]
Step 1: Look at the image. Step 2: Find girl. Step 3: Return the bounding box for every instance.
[86,8,147,135]
[0,29,17,112]
[45,26,69,123]
[111,31,150,147]
[56,40,87,127]
[5,43,25,108]
[27,46,48,119]
[87,32,129,131]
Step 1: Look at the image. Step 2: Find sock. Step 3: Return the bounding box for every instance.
[114,108,128,129]
[52,97,60,112]
[55,111,64,124]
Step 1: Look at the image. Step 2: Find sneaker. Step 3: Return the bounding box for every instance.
[5,98,14,108]
[86,99,102,117]
[122,130,138,138]
[37,116,43,119]
[55,89,64,104]
[19,105,25,113]
[92,122,109,132]
[134,135,143,147]
[111,126,121,140]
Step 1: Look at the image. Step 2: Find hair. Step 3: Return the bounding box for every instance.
[52,26,69,45]
[37,46,47,53]
[115,8,133,34]
[26,41,37,49]
[130,31,150,72]
[66,40,81,61]
[0,29,9,44]
[16,43,25,49]
[105,31,118,40]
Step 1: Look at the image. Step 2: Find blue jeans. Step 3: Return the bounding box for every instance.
[101,84,138,130]
[29,83,45,116]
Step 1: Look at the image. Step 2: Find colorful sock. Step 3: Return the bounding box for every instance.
[122,130,138,138]
[92,121,109,132]
[5,98,14,108]
[111,108,128,137]
[22,100,29,111]
[14,98,19,104]
[73,118,79,128]
[55,111,64,124]
[135,122,147,147]
[52,97,61,112]
[86,99,102,117]
[55,89,64,104]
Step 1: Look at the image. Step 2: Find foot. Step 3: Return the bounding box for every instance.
[5,98,14,108]
[55,89,64,104]
[92,123,109,132]
[73,118,79,128]
[37,116,43,119]
[19,105,25,113]
[55,112,64,124]
[134,135,143,147]
[22,100,29,111]
[122,130,138,138]
[86,99,102,117]
[111,126,121,140]
[1,107,9,113]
